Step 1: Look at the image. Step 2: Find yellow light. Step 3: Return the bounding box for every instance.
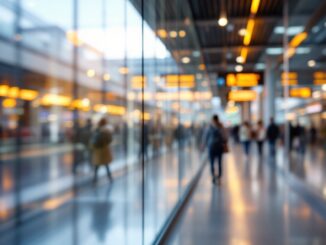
[2,98,16,108]
[198,64,206,70]
[8,87,19,98]
[250,0,261,14]
[240,47,248,63]
[290,32,307,48]
[281,79,298,86]
[43,193,73,210]
[165,75,195,88]
[66,31,83,46]
[20,89,38,101]
[41,94,72,107]
[313,72,326,85]
[243,19,255,46]
[86,69,95,78]
[314,79,326,85]
[0,85,9,96]
[119,67,129,75]
[228,90,257,102]
[103,73,111,81]
[218,17,228,27]
[157,29,167,38]
[179,30,187,38]
[131,76,147,89]
[282,72,298,80]
[107,105,126,115]
[290,88,311,98]
[169,31,178,38]
[238,28,246,36]
[314,72,326,79]
[93,104,125,115]
[226,73,260,87]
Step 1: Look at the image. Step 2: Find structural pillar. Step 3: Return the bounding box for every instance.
[241,102,251,122]
[264,57,277,123]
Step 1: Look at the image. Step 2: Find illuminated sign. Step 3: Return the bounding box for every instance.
[290,88,311,98]
[281,72,298,86]
[164,74,195,88]
[0,85,38,101]
[313,72,326,85]
[228,90,257,102]
[225,73,262,87]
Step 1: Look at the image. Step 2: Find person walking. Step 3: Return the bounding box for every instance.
[91,118,113,184]
[240,121,251,156]
[203,115,226,184]
[266,117,279,155]
[255,120,265,156]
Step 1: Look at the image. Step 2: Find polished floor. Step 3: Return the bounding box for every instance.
[1,143,326,244]
[168,145,326,244]
[0,144,201,245]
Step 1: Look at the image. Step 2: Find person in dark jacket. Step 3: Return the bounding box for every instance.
[266,117,279,155]
[203,115,226,184]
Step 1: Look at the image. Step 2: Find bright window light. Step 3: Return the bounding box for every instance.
[274,26,304,36]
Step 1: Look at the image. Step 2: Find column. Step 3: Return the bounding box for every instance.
[264,57,277,123]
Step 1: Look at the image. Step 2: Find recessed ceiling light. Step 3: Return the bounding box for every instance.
[179,30,186,38]
[169,31,178,38]
[307,60,316,67]
[181,57,191,64]
[235,65,243,72]
[238,28,246,36]
[236,56,244,63]
[218,17,228,27]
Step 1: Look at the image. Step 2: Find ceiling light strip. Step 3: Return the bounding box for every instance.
[240,0,261,63]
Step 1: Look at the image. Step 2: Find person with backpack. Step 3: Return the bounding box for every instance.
[202,115,227,184]
[91,118,113,184]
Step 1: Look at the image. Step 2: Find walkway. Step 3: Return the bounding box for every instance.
[168,145,326,244]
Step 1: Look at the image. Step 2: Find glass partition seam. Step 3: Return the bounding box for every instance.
[141,1,145,244]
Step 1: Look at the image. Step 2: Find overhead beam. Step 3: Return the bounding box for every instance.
[170,44,326,54]
[156,15,309,29]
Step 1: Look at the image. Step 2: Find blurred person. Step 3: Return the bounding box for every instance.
[240,121,251,156]
[289,122,294,152]
[202,115,227,184]
[266,117,279,155]
[309,124,317,146]
[297,123,307,155]
[79,119,93,164]
[255,120,265,156]
[232,124,240,144]
[91,118,113,184]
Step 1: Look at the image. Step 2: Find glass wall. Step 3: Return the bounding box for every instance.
[0,0,212,243]
[281,0,326,195]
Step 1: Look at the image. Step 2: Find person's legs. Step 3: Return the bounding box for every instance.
[209,149,216,181]
[93,166,99,183]
[269,141,275,155]
[217,152,223,178]
[105,165,113,181]
[244,141,250,155]
[257,141,263,156]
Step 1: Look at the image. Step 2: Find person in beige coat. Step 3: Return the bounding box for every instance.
[91,118,113,183]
